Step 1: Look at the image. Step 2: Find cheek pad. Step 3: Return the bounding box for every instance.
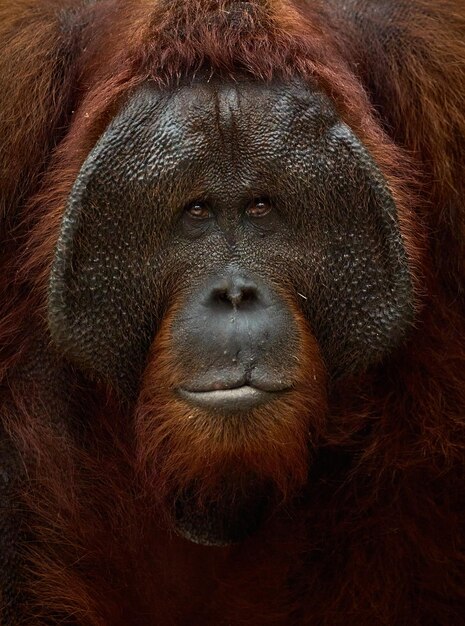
[48,103,164,396]
[300,123,414,374]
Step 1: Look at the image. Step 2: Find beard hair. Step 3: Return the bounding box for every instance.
[134,304,327,544]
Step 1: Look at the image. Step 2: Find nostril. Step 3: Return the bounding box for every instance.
[240,286,257,303]
[213,288,232,306]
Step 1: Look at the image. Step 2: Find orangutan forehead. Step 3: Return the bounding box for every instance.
[158,79,338,129]
[112,80,338,156]
[86,79,349,201]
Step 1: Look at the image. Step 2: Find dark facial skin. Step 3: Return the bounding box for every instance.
[48,79,413,543]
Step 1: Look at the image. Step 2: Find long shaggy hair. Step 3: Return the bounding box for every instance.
[1,0,465,624]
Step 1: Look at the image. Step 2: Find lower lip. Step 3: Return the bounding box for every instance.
[178,386,280,412]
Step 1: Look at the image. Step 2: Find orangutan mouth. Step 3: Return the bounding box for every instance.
[178,384,289,412]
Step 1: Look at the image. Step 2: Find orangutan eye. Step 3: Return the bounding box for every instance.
[246,198,272,218]
[185,202,212,220]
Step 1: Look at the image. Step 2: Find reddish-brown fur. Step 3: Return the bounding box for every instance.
[1,1,465,624]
